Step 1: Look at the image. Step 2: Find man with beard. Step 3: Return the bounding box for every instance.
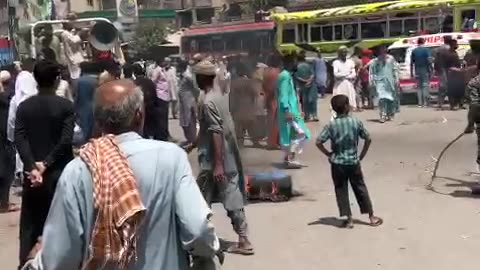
[445,39,466,110]
[230,64,262,147]
[195,60,254,255]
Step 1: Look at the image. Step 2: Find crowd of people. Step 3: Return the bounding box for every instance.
[3,34,480,269]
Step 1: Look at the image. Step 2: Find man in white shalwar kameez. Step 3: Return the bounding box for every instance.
[332,46,357,110]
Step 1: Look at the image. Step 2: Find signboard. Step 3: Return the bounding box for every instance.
[401,32,480,46]
[0,38,13,67]
[116,0,138,21]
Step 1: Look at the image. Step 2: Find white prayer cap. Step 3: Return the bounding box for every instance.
[193,53,203,61]
[0,70,11,82]
[338,45,348,53]
[193,60,216,76]
[257,62,268,68]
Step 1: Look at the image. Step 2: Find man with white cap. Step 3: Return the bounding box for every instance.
[332,46,357,110]
[194,59,254,255]
[0,70,11,93]
[0,69,18,213]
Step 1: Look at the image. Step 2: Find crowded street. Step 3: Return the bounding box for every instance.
[2,99,480,270]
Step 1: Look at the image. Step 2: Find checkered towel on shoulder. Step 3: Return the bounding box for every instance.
[80,134,146,269]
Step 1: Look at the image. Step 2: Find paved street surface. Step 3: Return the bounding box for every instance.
[2,98,480,269]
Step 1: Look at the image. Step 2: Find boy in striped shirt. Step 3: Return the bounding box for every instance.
[316,95,382,229]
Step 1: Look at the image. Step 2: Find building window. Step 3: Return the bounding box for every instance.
[87,0,94,6]
[101,0,116,9]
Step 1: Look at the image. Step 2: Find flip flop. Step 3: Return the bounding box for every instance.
[226,245,255,256]
[370,217,383,227]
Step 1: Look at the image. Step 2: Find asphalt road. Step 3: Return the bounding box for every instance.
[2,98,479,270]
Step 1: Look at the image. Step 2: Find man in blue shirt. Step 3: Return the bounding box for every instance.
[314,50,327,98]
[411,37,432,107]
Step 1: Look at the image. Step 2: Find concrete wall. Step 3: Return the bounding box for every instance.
[70,0,101,13]
[0,7,8,37]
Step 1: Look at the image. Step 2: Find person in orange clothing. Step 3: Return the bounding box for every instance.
[263,54,282,150]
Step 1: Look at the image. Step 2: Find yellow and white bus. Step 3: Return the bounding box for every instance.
[271,0,480,54]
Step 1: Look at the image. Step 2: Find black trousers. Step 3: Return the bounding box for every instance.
[331,163,373,217]
[0,142,15,208]
[18,169,61,268]
[144,100,169,141]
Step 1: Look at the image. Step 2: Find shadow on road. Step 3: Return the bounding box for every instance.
[430,176,480,198]
[366,119,382,123]
[307,217,371,228]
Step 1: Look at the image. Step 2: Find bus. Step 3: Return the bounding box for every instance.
[270,0,480,54]
[180,21,275,58]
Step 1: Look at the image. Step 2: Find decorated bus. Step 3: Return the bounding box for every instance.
[270,0,480,54]
[180,21,275,58]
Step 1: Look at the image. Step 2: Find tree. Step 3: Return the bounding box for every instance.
[132,20,168,59]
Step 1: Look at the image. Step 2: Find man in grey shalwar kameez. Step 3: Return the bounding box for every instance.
[22,80,221,270]
[194,60,254,256]
[178,61,200,145]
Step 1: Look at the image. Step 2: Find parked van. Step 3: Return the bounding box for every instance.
[388,32,477,96]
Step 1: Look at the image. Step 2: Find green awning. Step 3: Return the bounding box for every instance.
[77,9,176,20]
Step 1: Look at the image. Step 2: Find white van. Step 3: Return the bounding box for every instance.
[388,32,476,95]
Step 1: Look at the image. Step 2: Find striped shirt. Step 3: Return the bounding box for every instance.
[317,115,370,165]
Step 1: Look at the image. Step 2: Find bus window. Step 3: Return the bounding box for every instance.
[404,18,418,35]
[297,23,308,43]
[322,25,333,41]
[225,35,241,51]
[282,24,295,43]
[212,36,224,52]
[423,17,440,34]
[361,21,386,39]
[389,20,403,37]
[197,38,211,52]
[461,9,476,31]
[344,23,358,40]
[334,25,342,40]
[442,14,453,32]
[257,32,271,50]
[311,23,322,42]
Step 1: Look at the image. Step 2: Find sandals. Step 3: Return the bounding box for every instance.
[370,217,383,227]
[226,245,255,256]
[0,203,20,214]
